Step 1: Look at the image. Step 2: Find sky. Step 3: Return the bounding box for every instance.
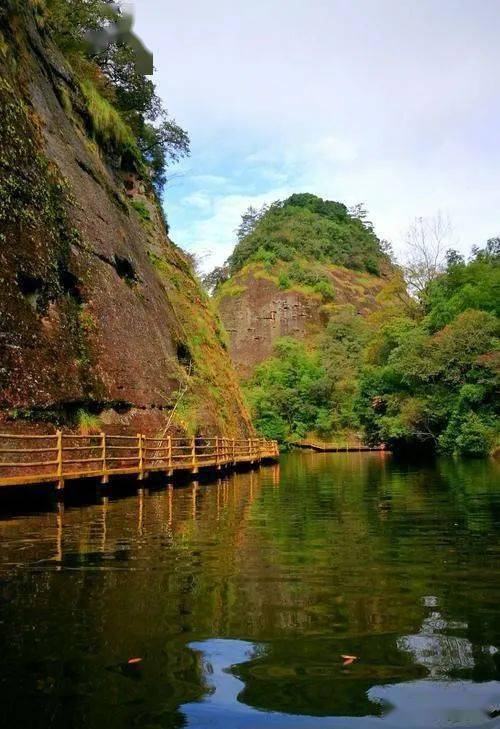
[134,0,500,271]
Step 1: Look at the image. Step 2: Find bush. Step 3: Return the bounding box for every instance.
[455,414,495,457]
[313,279,335,301]
[76,409,102,434]
[131,199,151,222]
[278,272,290,289]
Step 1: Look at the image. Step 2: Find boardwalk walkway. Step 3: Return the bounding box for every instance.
[295,440,386,452]
[0,432,279,490]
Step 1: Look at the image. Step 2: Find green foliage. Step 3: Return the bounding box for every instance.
[452,414,495,458]
[130,199,151,222]
[245,338,327,442]
[281,260,336,300]
[248,240,499,456]
[80,78,140,158]
[356,300,499,455]
[246,308,367,443]
[354,243,500,457]
[424,242,499,331]
[40,0,189,190]
[76,408,102,434]
[227,194,387,276]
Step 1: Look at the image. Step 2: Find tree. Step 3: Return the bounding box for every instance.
[403,212,455,299]
[235,205,268,243]
[45,1,189,192]
[202,266,229,294]
[348,203,374,231]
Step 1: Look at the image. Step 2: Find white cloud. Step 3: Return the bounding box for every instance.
[175,188,291,270]
[134,0,500,265]
[182,192,213,212]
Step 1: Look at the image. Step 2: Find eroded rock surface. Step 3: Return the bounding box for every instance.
[0,12,252,437]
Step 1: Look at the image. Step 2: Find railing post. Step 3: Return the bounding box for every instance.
[232,438,236,463]
[56,429,64,490]
[191,435,198,474]
[101,431,109,484]
[215,435,220,469]
[137,433,144,480]
[167,435,173,476]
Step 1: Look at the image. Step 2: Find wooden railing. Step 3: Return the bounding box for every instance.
[0,432,279,489]
[296,440,386,452]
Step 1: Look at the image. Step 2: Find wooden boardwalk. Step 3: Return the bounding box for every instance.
[0,432,279,490]
[295,440,386,453]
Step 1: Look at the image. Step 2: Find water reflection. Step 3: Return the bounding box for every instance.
[0,454,499,728]
[183,638,500,727]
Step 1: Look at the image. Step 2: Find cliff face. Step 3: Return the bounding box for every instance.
[0,9,252,436]
[217,258,391,379]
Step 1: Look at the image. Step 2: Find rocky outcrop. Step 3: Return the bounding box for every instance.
[217,262,390,378]
[0,9,252,436]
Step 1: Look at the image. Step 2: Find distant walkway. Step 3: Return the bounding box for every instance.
[0,433,279,490]
[295,440,386,452]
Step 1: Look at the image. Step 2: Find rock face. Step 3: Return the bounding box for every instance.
[0,10,252,436]
[217,263,390,378]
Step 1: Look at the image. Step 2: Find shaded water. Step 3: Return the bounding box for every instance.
[0,452,499,728]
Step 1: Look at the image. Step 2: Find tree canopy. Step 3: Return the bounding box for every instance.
[356,245,499,456]
[227,194,389,277]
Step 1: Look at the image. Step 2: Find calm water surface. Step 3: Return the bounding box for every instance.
[0,453,499,728]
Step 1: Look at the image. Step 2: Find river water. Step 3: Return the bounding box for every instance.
[0,452,499,728]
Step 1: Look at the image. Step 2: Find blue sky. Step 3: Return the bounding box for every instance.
[134,0,500,270]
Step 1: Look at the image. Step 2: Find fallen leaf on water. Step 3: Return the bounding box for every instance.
[341,655,357,666]
[127,657,142,665]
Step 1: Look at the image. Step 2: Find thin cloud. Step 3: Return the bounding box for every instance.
[135,0,500,262]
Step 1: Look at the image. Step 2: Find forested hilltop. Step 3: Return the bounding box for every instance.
[215,197,499,457]
[0,0,253,437]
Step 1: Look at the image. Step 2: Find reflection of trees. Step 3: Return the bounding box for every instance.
[0,453,499,727]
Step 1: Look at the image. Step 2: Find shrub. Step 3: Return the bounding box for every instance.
[455,414,495,457]
[313,279,335,301]
[278,272,290,289]
[131,199,151,222]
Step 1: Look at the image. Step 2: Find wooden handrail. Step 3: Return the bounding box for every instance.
[0,431,279,489]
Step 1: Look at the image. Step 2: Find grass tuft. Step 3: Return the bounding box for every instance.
[80,79,140,161]
[76,409,102,435]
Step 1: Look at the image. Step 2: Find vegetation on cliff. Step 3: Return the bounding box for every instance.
[219,199,499,456]
[245,308,367,442]
[0,0,254,438]
[228,194,388,275]
[207,194,390,296]
[2,0,189,193]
